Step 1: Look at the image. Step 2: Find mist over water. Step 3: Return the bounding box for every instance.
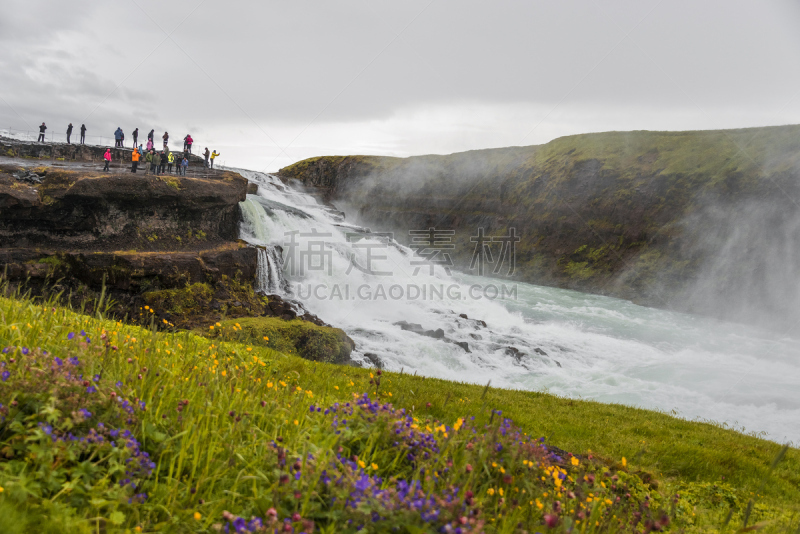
[235,169,800,445]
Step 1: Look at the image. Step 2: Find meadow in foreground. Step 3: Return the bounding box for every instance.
[0,292,798,533]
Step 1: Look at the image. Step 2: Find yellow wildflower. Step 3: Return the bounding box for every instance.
[487,488,495,496]
[194,512,202,520]
[358,460,366,469]
[621,457,627,467]
[571,456,579,466]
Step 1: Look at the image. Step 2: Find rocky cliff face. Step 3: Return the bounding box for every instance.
[0,164,246,250]
[279,125,800,329]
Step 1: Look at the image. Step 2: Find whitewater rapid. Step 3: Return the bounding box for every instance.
[235,169,800,445]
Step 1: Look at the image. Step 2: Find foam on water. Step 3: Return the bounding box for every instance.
[234,169,800,444]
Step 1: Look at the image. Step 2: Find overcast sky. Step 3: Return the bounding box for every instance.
[2,0,800,170]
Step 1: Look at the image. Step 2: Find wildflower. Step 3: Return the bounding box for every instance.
[621,457,627,467]
[487,488,495,496]
[571,456,579,466]
[358,460,366,469]
[371,463,378,471]
[194,512,202,520]
[67,332,75,340]
[263,336,269,341]
[293,420,299,425]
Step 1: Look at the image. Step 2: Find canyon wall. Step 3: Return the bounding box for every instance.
[278,125,800,329]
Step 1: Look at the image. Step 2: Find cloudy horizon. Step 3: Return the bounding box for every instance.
[2,0,800,171]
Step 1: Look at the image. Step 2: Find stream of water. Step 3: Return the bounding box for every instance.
[235,169,800,444]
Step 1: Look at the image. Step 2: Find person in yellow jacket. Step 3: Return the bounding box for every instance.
[131,147,141,173]
[210,150,220,169]
[167,151,175,173]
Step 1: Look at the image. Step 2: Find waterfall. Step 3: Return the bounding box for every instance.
[231,168,800,444]
[255,246,286,294]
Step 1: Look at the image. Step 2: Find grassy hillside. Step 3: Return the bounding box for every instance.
[0,291,798,532]
[279,125,800,328]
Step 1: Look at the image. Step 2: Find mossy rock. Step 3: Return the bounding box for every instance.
[143,282,214,315]
[212,317,353,364]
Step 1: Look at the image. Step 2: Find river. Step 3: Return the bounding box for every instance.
[236,169,800,444]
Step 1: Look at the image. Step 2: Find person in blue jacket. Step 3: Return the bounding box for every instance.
[114,127,124,147]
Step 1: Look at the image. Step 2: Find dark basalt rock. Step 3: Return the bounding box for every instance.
[504,346,524,361]
[451,341,470,353]
[364,352,383,369]
[394,321,445,339]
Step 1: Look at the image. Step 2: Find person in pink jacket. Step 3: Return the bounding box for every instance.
[103,148,112,172]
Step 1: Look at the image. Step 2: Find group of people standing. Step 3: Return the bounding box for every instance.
[34,122,222,173]
[39,122,86,144]
[129,145,189,175]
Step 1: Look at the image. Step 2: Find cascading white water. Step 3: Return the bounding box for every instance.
[234,168,800,444]
[254,247,285,294]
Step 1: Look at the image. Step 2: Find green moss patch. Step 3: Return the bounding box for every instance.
[211,316,353,364]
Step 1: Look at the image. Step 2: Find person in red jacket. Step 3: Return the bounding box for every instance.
[103,148,112,172]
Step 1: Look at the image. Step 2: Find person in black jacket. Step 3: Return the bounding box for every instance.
[159,150,168,175]
[132,128,139,148]
[148,129,154,143]
[37,122,47,142]
[66,123,73,144]
[80,124,86,144]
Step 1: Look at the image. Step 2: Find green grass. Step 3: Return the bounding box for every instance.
[0,292,798,532]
